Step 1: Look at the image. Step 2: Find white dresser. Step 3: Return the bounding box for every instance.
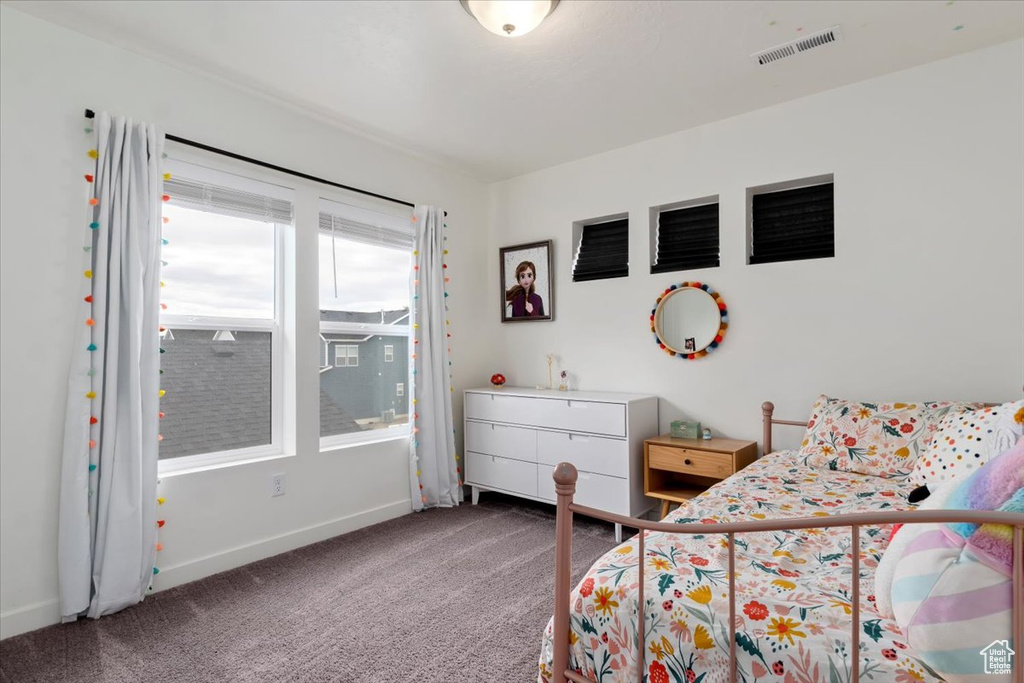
[464,387,659,542]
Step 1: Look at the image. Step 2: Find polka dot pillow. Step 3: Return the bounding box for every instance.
[911,400,1024,488]
[799,395,934,479]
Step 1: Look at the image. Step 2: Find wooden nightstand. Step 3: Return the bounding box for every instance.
[644,435,757,519]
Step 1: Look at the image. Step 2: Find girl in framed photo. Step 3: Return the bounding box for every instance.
[505,260,544,318]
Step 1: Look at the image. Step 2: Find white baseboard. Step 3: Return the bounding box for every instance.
[0,499,411,641]
[0,599,61,641]
[153,498,411,591]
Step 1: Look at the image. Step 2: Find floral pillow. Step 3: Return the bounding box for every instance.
[920,400,986,425]
[799,395,934,478]
[910,400,1024,488]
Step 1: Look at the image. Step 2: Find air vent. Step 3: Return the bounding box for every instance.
[752,26,842,66]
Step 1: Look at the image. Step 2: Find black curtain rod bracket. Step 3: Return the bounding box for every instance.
[83,108,445,216]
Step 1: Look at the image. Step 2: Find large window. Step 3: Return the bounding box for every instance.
[158,161,289,469]
[318,199,413,445]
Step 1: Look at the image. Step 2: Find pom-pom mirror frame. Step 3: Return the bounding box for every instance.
[650,281,729,359]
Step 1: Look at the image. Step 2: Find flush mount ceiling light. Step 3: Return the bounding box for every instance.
[459,0,559,38]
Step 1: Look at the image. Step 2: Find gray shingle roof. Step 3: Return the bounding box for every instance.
[159,329,270,459]
[320,388,363,438]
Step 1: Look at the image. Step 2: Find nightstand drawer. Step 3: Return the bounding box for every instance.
[648,445,732,480]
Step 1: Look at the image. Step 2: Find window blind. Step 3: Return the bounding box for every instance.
[652,202,720,273]
[164,177,293,224]
[318,212,414,250]
[572,218,629,282]
[750,182,834,265]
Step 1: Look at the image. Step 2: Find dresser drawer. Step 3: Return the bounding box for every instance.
[465,392,626,437]
[539,398,625,437]
[648,445,732,480]
[466,452,537,497]
[465,421,537,462]
[465,392,544,424]
[537,464,629,515]
[536,430,627,478]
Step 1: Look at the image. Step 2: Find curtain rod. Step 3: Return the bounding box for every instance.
[84,109,422,211]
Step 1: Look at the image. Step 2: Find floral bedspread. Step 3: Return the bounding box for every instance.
[538,451,943,683]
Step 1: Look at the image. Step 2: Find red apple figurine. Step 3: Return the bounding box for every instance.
[490,373,506,388]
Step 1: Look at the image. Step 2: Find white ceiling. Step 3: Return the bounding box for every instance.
[8,0,1024,181]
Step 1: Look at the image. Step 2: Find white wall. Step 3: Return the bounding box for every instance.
[0,6,492,638]
[488,40,1024,449]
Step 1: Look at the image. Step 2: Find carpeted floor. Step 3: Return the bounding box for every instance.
[0,495,618,683]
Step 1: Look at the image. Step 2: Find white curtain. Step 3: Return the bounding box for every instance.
[59,112,163,621]
[409,206,461,510]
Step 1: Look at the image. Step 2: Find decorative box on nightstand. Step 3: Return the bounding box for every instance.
[643,435,757,519]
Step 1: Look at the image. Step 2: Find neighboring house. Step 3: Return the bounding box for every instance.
[160,328,363,459]
[319,309,410,433]
[320,309,409,326]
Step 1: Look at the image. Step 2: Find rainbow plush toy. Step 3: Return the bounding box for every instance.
[885,439,1022,682]
[944,440,1024,576]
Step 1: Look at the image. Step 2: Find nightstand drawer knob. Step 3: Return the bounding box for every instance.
[684,459,692,466]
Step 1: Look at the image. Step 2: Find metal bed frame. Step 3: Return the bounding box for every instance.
[550,402,1024,683]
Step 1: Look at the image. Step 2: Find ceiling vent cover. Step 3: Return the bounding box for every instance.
[752,26,842,66]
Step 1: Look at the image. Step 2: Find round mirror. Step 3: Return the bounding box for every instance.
[650,282,728,359]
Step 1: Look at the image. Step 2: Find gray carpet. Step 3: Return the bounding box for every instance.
[0,495,617,683]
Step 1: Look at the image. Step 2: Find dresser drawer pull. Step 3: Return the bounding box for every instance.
[684,459,692,466]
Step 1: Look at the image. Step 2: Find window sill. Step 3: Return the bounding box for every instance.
[159,447,293,478]
[319,429,410,455]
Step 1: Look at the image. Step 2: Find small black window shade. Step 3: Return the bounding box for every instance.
[572,219,629,282]
[651,203,720,273]
[750,182,834,265]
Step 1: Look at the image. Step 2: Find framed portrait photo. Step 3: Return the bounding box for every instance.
[500,240,553,323]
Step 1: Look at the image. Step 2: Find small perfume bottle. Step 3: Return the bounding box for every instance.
[702,427,712,440]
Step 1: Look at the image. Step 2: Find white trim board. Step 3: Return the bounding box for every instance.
[0,498,412,640]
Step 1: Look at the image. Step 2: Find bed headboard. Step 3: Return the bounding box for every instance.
[760,402,807,456]
[761,400,1002,456]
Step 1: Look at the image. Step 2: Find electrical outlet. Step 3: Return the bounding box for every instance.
[271,473,286,497]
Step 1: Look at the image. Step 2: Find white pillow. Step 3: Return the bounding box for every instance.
[910,400,1023,488]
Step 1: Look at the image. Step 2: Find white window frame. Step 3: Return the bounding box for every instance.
[158,159,289,475]
[396,382,404,397]
[155,146,416,466]
[384,344,394,363]
[318,197,413,451]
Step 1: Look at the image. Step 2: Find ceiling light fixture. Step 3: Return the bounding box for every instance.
[459,0,559,38]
